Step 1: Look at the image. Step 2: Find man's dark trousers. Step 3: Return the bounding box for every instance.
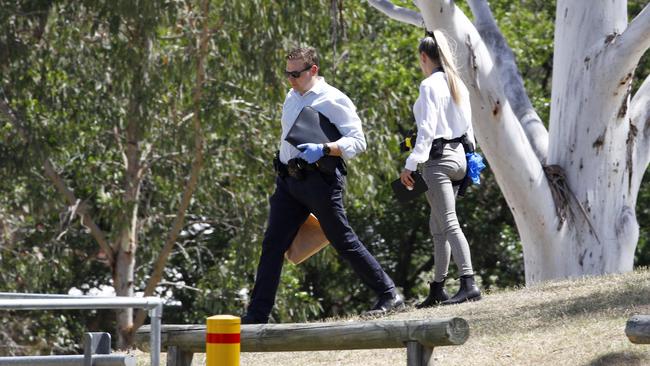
[246,168,396,322]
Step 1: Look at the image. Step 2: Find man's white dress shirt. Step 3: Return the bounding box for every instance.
[279,77,366,164]
[405,71,475,171]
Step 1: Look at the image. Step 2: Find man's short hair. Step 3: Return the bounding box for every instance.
[286,47,319,68]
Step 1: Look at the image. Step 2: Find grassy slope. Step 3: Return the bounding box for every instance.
[138,268,650,365]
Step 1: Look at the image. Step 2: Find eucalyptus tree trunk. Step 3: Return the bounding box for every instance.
[112,25,152,349]
[129,0,210,340]
[367,0,650,284]
[545,1,642,280]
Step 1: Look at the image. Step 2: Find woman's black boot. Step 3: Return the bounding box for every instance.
[441,275,481,305]
[416,279,449,309]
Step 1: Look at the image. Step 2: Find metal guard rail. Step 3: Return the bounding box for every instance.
[0,295,162,366]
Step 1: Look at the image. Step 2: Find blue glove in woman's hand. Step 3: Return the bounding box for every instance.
[297,143,324,164]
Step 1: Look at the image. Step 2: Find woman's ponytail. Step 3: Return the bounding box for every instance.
[419,30,464,105]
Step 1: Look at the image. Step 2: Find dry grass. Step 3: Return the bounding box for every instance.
[136,268,650,365]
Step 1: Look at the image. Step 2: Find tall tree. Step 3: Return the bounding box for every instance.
[0,0,209,346]
[367,0,650,283]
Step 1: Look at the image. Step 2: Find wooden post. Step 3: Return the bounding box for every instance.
[240,318,468,352]
[406,342,434,366]
[135,318,469,353]
[167,346,194,366]
[626,315,650,344]
[134,318,469,365]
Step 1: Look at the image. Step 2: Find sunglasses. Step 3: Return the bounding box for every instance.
[284,64,313,78]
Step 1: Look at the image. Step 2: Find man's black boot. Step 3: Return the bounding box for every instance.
[441,275,481,305]
[416,279,449,309]
[361,292,406,317]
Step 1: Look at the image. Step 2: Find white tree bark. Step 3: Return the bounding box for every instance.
[632,76,650,182]
[466,0,548,163]
[367,0,650,284]
[548,0,638,278]
[366,0,423,27]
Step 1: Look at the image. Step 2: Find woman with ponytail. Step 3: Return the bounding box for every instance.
[399,30,482,306]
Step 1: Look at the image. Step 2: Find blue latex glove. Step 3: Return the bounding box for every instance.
[466,152,486,184]
[297,143,324,164]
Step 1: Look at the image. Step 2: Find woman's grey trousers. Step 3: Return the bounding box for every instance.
[422,142,475,282]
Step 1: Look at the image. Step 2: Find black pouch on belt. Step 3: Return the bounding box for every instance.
[429,138,444,159]
[287,158,308,180]
[461,134,474,153]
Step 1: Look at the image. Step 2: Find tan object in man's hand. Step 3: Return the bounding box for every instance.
[285,214,330,264]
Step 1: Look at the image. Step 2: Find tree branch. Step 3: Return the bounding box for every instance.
[131,0,210,333]
[366,0,423,27]
[613,4,650,196]
[42,160,114,265]
[466,0,548,163]
[616,3,650,69]
[0,94,114,265]
[632,75,650,187]
[609,3,650,84]
[113,125,128,169]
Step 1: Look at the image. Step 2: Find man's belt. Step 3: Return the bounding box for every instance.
[273,153,345,180]
[273,155,315,180]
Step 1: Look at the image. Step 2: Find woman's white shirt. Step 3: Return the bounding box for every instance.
[405,71,473,171]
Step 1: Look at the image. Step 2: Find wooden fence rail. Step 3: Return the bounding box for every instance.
[626,315,650,344]
[135,318,469,366]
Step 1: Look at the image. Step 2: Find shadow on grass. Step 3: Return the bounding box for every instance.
[585,351,648,366]
[532,282,649,318]
[468,279,650,331]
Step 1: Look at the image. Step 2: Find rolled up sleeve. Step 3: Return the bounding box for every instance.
[324,96,366,160]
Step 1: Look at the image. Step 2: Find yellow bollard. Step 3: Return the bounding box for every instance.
[206,315,240,366]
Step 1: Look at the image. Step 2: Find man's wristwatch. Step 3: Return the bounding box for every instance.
[322,144,331,156]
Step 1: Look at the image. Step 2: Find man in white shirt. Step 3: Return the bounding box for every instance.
[242,47,403,324]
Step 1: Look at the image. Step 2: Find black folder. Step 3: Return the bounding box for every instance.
[391,171,428,203]
[285,106,342,147]
[285,106,343,174]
